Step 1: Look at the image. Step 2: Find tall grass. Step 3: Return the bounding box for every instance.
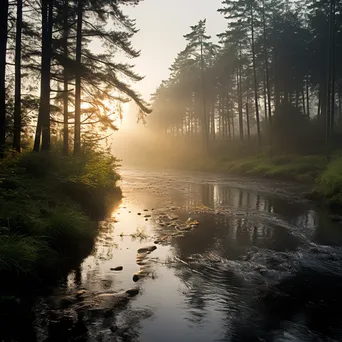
[0,150,121,282]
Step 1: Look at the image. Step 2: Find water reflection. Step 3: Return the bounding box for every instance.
[3,170,342,341]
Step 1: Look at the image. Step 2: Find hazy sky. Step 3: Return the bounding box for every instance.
[125,0,227,100]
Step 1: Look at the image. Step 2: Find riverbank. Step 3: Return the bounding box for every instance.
[129,145,342,210]
[218,154,342,209]
[0,150,121,293]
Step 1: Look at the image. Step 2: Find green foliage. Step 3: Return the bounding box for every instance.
[225,155,327,183]
[45,205,96,242]
[0,233,49,275]
[317,158,342,198]
[0,149,121,280]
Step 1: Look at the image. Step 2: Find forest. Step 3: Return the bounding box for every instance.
[0,0,148,282]
[2,1,342,341]
[144,0,342,205]
[1,0,150,155]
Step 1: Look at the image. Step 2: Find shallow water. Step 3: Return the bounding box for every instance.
[6,168,342,341]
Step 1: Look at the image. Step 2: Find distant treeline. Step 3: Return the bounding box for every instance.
[150,0,341,156]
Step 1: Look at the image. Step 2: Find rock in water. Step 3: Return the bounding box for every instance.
[137,246,157,254]
[126,288,140,297]
[110,266,123,271]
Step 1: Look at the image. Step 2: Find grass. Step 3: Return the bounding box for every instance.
[223,155,327,183]
[0,149,121,287]
[217,152,342,209]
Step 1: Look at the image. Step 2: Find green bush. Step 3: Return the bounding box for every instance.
[317,158,342,197]
[0,149,121,283]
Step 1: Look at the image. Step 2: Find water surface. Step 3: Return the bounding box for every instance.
[10,169,342,341]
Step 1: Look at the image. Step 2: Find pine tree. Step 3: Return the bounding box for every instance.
[0,0,9,157]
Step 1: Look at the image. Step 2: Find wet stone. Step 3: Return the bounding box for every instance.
[110,266,123,271]
[132,274,140,282]
[137,246,157,254]
[125,288,140,297]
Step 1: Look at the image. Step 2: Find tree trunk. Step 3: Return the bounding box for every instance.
[325,0,335,153]
[200,37,208,151]
[211,97,215,141]
[251,8,261,148]
[330,0,336,140]
[262,0,272,150]
[63,0,69,155]
[13,0,23,152]
[237,68,243,142]
[34,0,53,151]
[302,87,306,116]
[246,102,251,143]
[306,75,310,118]
[0,0,9,157]
[263,67,268,125]
[74,0,83,155]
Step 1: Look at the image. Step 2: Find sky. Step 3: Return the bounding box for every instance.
[125,0,227,101]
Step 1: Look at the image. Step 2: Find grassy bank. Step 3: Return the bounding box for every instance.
[220,154,342,209]
[0,150,121,291]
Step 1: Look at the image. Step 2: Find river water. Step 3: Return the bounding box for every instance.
[7,169,342,341]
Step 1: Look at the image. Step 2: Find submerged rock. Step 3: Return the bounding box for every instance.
[110,266,123,271]
[132,274,140,282]
[137,246,157,254]
[125,288,139,297]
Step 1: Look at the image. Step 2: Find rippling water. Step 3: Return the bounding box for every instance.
[6,168,342,341]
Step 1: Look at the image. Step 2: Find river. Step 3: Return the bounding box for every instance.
[5,168,342,341]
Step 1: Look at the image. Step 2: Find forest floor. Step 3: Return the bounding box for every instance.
[0,150,121,292]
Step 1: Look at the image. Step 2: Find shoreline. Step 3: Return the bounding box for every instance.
[0,151,122,294]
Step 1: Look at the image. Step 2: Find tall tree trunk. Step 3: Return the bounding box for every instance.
[325,0,335,153]
[237,68,243,142]
[263,67,268,125]
[13,0,23,152]
[251,8,261,148]
[211,97,215,140]
[302,87,306,116]
[34,0,53,152]
[306,75,310,118]
[338,84,342,122]
[330,0,336,141]
[63,0,69,155]
[262,0,272,150]
[0,0,9,157]
[200,37,208,151]
[226,92,231,140]
[246,103,250,143]
[74,0,83,155]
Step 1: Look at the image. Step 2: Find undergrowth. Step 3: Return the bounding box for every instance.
[0,150,121,284]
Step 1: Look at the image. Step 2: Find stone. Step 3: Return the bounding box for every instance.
[125,288,139,297]
[110,266,123,271]
[132,274,140,282]
[137,246,157,254]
